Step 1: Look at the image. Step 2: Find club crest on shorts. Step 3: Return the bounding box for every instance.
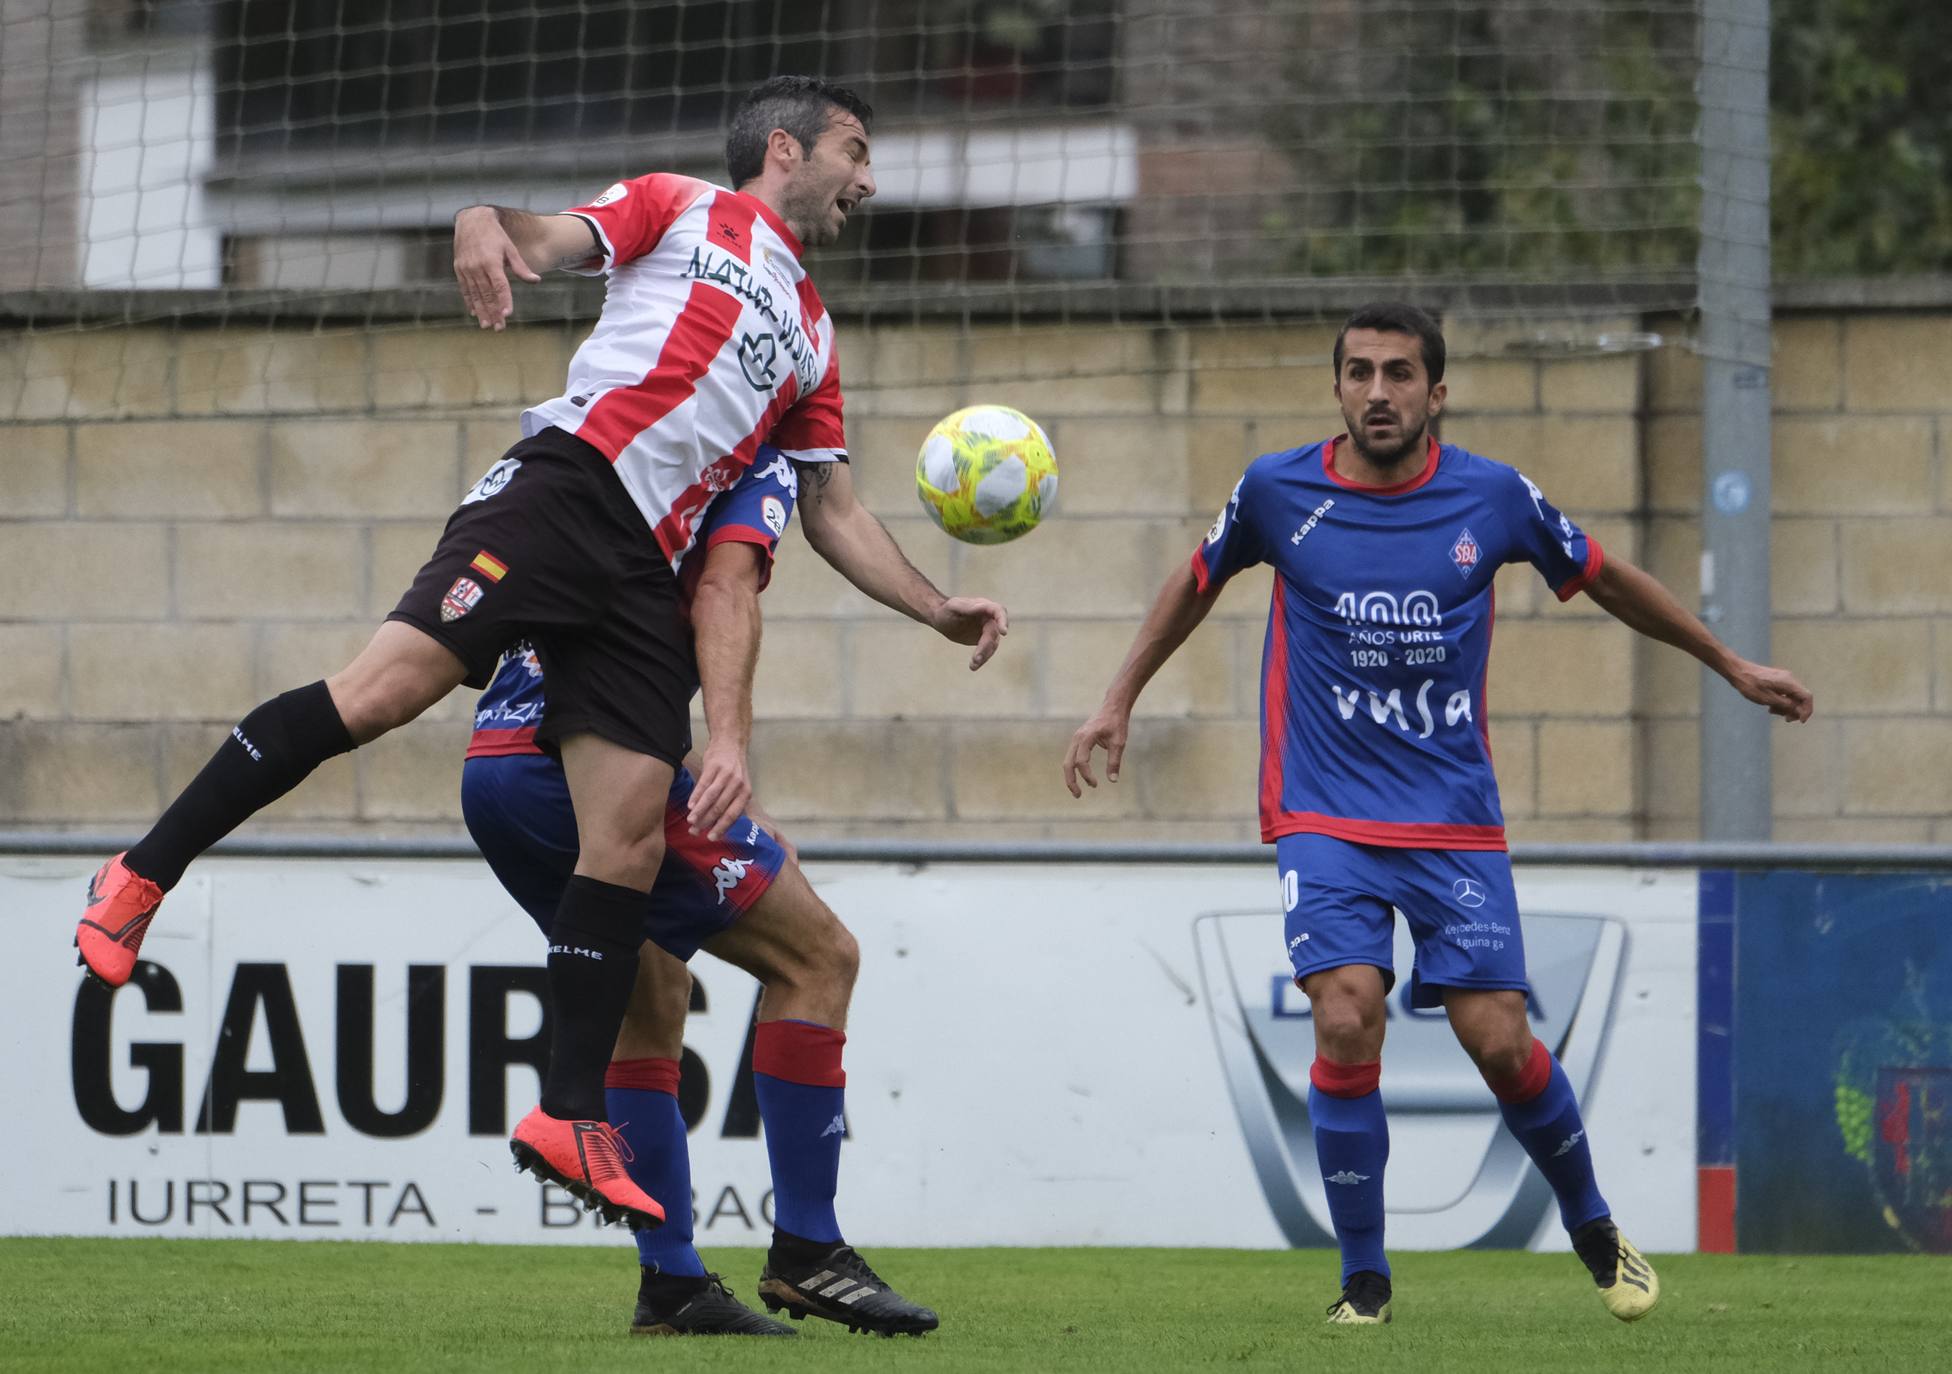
[440,576,484,622]
[1450,527,1481,577]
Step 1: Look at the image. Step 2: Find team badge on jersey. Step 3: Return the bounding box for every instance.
[1449,527,1481,576]
[441,577,484,622]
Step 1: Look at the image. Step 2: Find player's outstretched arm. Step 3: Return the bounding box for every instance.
[687,542,768,841]
[452,206,600,330]
[793,459,1008,670]
[1583,555,1814,722]
[1064,560,1224,797]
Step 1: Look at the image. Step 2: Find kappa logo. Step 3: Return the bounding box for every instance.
[820,1114,846,1138]
[1289,933,1310,950]
[1551,1129,1586,1159]
[440,577,484,623]
[1450,527,1481,577]
[755,451,799,494]
[461,458,521,505]
[1325,1171,1371,1186]
[1290,496,1336,546]
[711,857,750,904]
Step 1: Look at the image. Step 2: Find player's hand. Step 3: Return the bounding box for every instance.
[1063,707,1130,798]
[747,801,799,867]
[453,207,539,331]
[1727,659,1814,723]
[687,736,752,842]
[929,596,1009,670]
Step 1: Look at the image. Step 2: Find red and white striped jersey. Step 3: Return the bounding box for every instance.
[520,173,846,568]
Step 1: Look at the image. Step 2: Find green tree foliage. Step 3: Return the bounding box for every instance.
[1772,0,1952,275]
[1266,3,1698,279]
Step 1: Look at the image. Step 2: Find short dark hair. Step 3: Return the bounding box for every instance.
[725,76,874,187]
[1334,302,1446,385]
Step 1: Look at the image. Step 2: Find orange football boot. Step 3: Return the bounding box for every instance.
[75,853,163,988]
[509,1106,666,1231]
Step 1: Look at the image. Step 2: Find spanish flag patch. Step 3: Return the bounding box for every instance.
[470,550,508,583]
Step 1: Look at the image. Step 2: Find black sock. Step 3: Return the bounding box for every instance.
[126,681,356,890]
[771,1227,841,1263]
[540,875,646,1121]
[638,1267,710,1296]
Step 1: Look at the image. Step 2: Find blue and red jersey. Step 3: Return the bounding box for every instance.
[1192,435,1603,851]
[466,446,799,759]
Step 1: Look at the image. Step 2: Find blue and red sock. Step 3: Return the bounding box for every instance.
[752,1019,846,1245]
[605,1058,704,1277]
[1492,1038,1610,1233]
[1309,1056,1390,1282]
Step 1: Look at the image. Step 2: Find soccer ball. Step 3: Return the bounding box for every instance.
[914,404,1059,545]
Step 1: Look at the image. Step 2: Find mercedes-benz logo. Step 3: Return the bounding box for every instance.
[1452,878,1487,908]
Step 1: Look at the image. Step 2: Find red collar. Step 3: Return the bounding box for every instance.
[736,191,806,260]
[1321,433,1441,495]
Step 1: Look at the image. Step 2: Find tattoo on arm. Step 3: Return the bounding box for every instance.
[792,460,837,503]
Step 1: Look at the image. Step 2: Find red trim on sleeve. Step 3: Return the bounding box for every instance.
[605,1057,682,1095]
[752,1020,846,1088]
[1321,434,1441,495]
[464,727,542,759]
[1258,579,1292,834]
[705,525,778,555]
[1555,537,1606,602]
[1310,1056,1382,1098]
[703,526,775,593]
[1189,546,1214,594]
[1490,1037,1554,1104]
[1264,812,1509,851]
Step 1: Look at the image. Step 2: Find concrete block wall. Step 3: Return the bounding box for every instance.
[1640,311,1952,845]
[1,310,1946,845]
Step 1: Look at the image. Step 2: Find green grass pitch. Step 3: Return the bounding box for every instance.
[3,1239,1946,1372]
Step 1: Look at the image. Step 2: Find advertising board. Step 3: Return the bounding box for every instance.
[1,857,1696,1251]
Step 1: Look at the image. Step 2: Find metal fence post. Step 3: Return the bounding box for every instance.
[1696,0,1775,840]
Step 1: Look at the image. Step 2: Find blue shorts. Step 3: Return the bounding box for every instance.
[1275,833,1529,1010]
[460,753,787,961]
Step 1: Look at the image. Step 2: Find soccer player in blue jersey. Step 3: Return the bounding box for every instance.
[462,448,938,1338]
[1064,302,1813,1326]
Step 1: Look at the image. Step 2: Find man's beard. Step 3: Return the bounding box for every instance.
[1346,419,1426,467]
[781,185,841,247]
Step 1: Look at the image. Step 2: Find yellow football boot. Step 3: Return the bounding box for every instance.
[1324,1270,1393,1325]
[1572,1218,1660,1321]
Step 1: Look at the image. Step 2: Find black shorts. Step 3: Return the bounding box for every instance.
[388,427,693,765]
